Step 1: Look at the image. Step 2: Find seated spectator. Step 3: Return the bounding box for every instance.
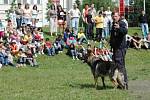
[132,33,142,48]
[9,29,20,43]
[69,43,78,60]
[66,35,77,47]
[27,41,36,57]
[0,48,8,66]
[64,27,71,43]
[33,28,44,54]
[44,38,55,56]
[0,19,5,39]
[146,33,150,48]
[5,50,15,66]
[126,33,148,49]
[16,27,24,37]
[25,49,38,67]
[9,40,19,56]
[37,27,44,40]
[16,49,26,67]
[57,35,64,50]
[77,28,88,44]
[76,44,86,60]
[54,38,63,54]
[6,20,14,34]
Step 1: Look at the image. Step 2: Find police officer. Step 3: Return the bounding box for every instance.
[110,12,128,90]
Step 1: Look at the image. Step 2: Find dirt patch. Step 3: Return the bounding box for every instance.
[129,80,150,100]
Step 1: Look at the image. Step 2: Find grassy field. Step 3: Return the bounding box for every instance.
[0,27,150,100]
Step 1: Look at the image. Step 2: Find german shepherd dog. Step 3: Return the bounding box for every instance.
[86,48,126,89]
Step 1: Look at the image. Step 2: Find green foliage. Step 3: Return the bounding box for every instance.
[128,0,150,26]
[6,0,17,20]
[46,2,52,21]
[75,0,81,8]
[82,0,115,11]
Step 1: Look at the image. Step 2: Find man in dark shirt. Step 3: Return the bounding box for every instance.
[86,8,93,40]
[110,12,128,90]
[139,10,149,39]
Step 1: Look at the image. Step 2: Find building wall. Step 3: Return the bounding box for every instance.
[0,0,75,26]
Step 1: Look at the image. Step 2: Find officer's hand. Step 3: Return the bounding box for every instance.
[114,23,120,29]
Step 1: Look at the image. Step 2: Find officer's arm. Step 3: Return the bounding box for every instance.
[117,21,127,36]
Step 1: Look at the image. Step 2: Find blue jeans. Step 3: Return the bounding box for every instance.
[0,56,9,65]
[103,27,109,38]
[16,17,22,28]
[23,17,30,25]
[18,57,26,64]
[70,49,77,56]
[141,23,149,39]
[71,17,79,34]
[46,47,55,56]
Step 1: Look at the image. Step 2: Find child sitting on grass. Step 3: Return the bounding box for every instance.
[69,43,78,60]
[77,28,88,44]
[16,49,26,67]
[44,38,55,56]
[25,49,38,67]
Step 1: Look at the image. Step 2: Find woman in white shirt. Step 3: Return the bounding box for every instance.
[31,5,38,27]
[23,3,31,25]
[48,4,57,36]
[68,3,81,35]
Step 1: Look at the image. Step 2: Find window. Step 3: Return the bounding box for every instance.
[23,0,27,4]
[4,0,9,4]
[17,0,21,3]
[9,0,14,4]
[31,0,34,4]
[0,0,4,4]
[37,0,41,4]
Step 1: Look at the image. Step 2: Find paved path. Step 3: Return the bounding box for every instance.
[129,80,150,100]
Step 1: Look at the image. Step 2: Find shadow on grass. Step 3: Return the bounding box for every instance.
[69,83,114,90]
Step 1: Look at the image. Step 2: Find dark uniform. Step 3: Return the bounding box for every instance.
[110,20,128,89]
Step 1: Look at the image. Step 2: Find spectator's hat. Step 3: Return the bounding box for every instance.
[12,40,17,43]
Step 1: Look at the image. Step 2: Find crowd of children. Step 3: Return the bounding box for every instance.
[0,16,116,69]
[0,19,66,68]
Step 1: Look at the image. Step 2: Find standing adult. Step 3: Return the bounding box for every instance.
[57,5,66,34]
[139,10,149,39]
[121,16,128,29]
[110,12,128,90]
[103,12,109,38]
[105,7,112,35]
[23,3,31,25]
[31,5,38,27]
[90,3,96,39]
[68,3,81,35]
[94,11,104,41]
[90,3,96,18]
[82,4,89,36]
[48,3,57,36]
[15,3,23,28]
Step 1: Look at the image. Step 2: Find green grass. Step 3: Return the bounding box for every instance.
[0,27,150,100]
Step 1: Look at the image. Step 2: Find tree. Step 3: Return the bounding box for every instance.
[46,0,52,21]
[128,0,150,26]
[82,0,115,11]
[6,0,17,20]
